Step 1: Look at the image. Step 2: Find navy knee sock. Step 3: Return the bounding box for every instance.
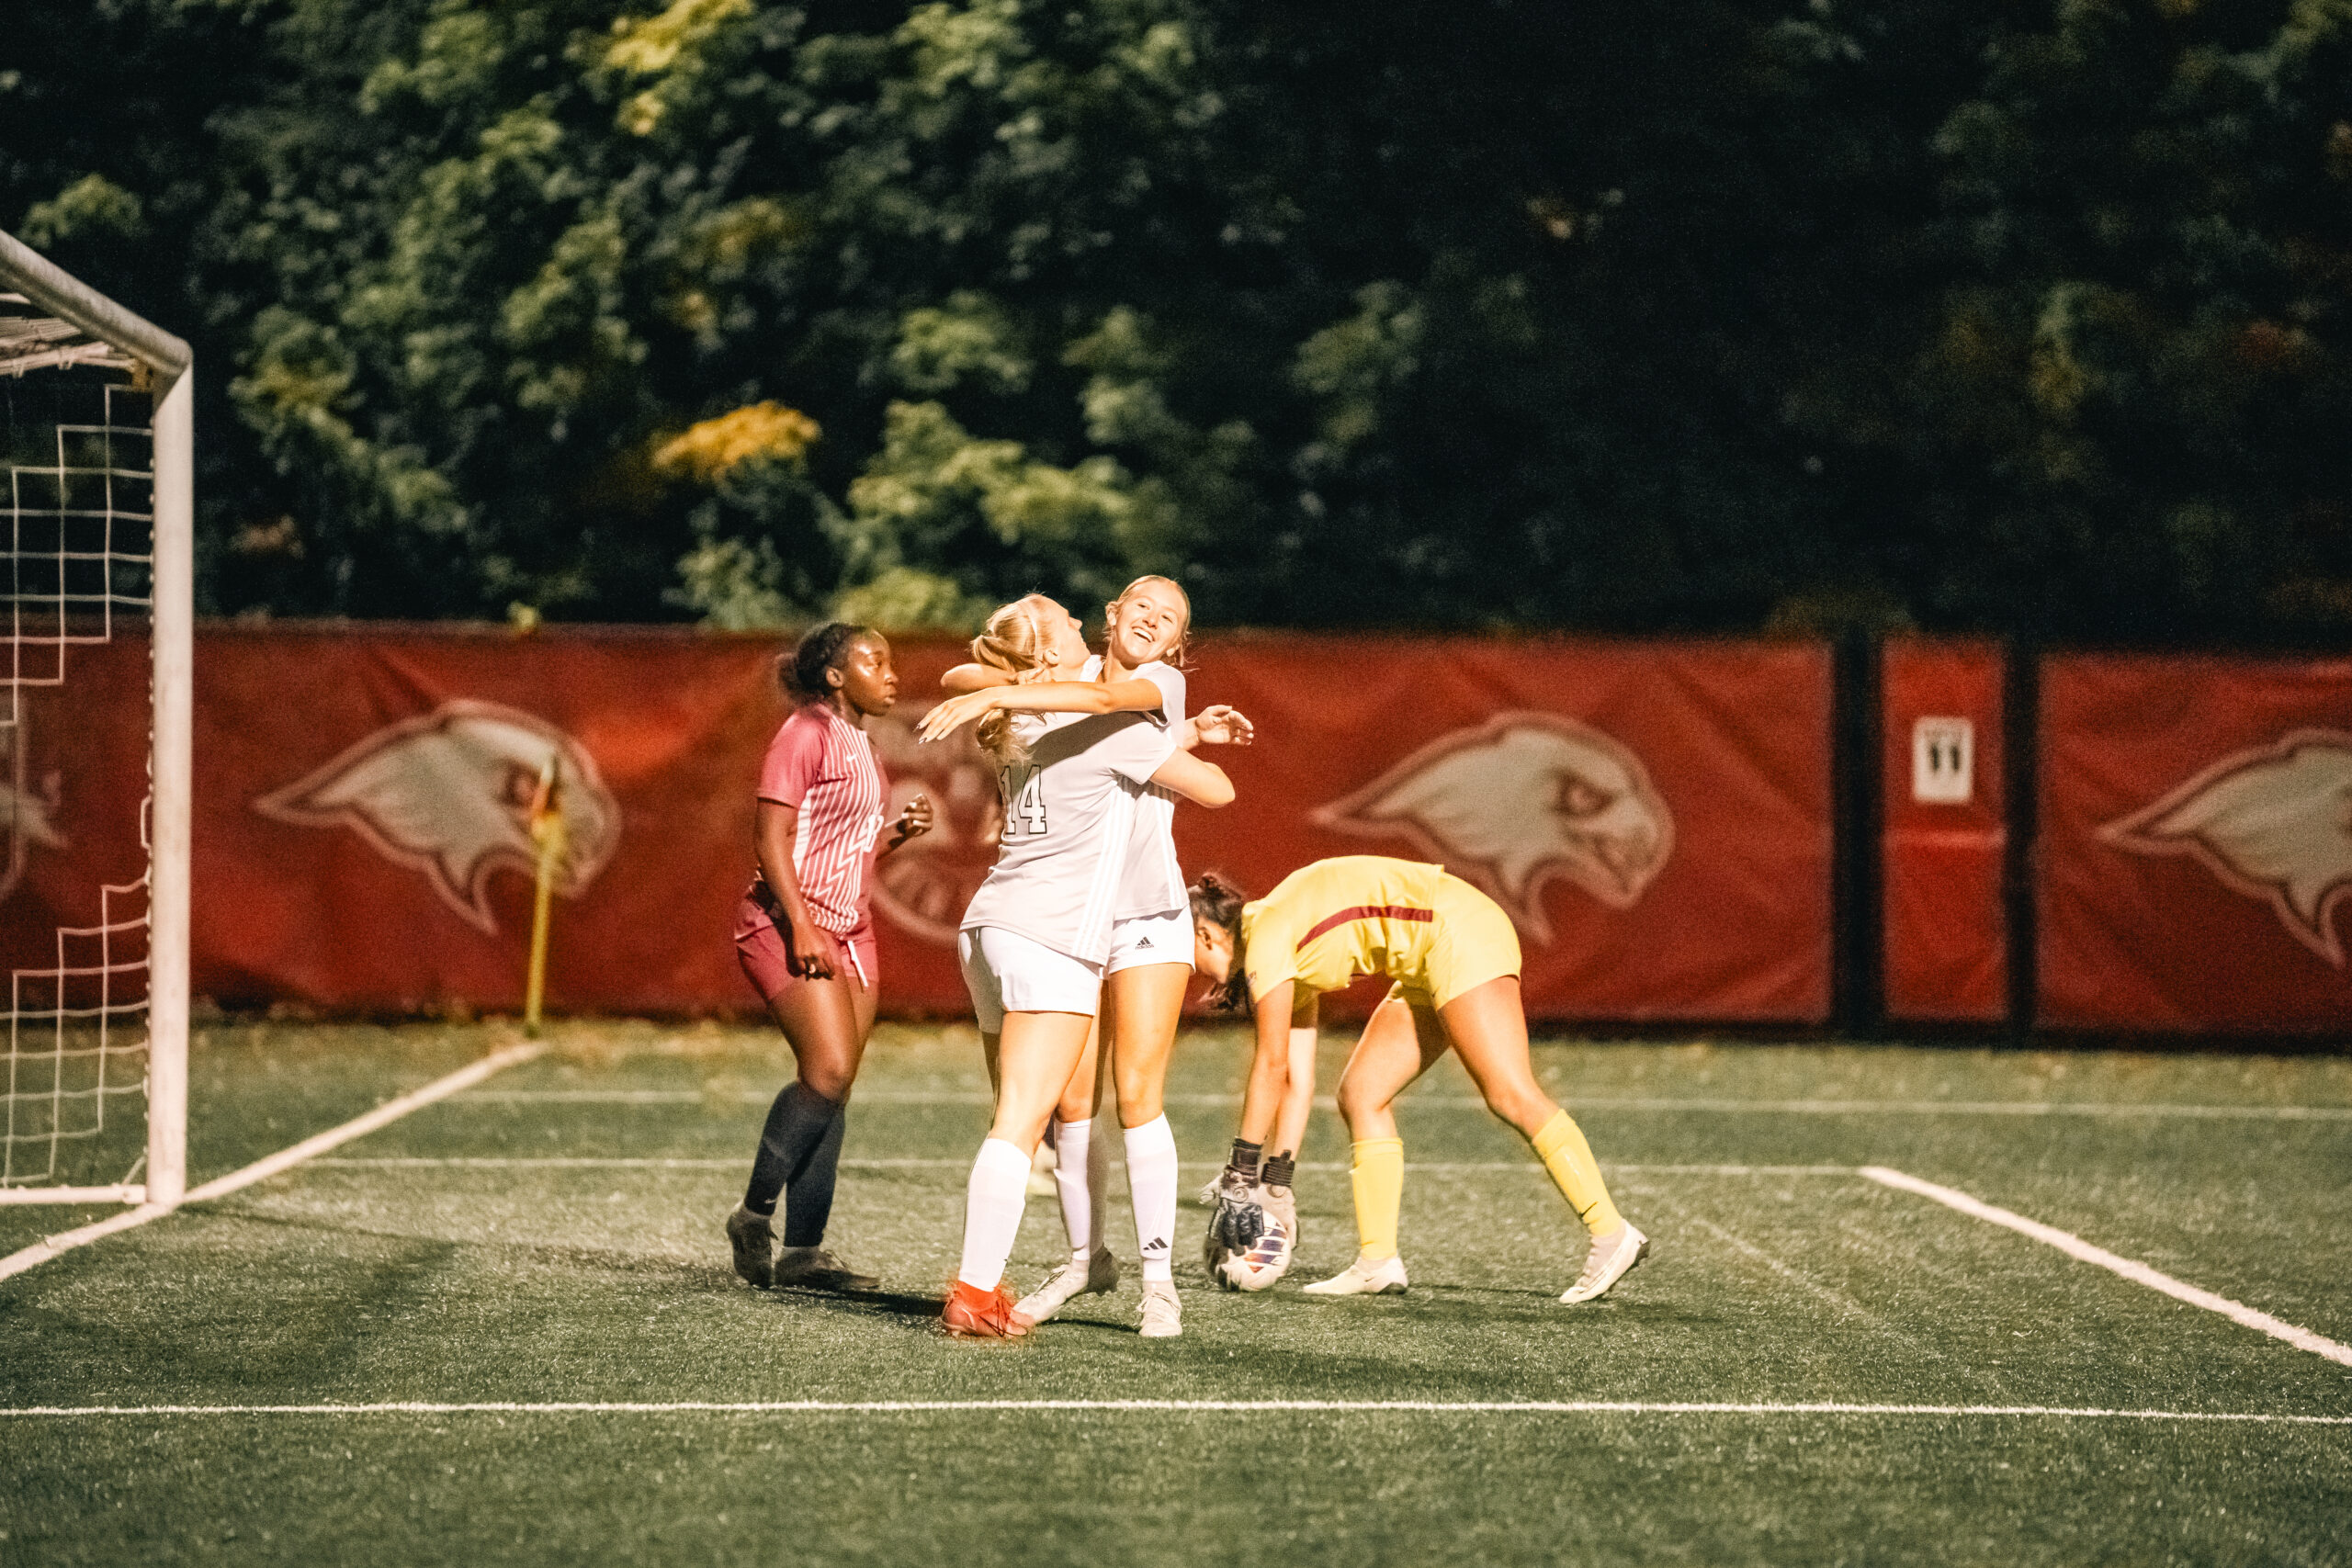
[782,1105,846,1248]
[744,1084,841,1219]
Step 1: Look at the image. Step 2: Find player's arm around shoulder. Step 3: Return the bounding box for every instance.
[918,676,1165,740]
[937,661,1012,695]
[1148,747,1234,807]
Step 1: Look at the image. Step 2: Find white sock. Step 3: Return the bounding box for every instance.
[1123,1114,1179,1283]
[956,1138,1032,1291]
[1050,1117,1096,1258]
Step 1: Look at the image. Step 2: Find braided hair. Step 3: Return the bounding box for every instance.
[779,621,876,705]
[1188,871,1251,1011]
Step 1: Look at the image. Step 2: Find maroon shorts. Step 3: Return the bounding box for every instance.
[735,905,879,1006]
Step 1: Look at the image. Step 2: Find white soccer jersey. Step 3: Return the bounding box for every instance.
[1080,656,1191,920]
[959,708,1179,964]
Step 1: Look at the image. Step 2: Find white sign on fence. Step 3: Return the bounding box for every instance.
[1912,716,1974,804]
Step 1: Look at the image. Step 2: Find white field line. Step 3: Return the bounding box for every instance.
[0,1184,145,1206]
[304,1156,1852,1177]
[1860,1167,2352,1370]
[1,1398,2346,1425]
[0,1043,547,1284]
[458,1089,2352,1120]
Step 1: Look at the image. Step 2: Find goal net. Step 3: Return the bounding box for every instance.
[0,231,191,1208]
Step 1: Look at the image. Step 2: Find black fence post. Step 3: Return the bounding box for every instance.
[2003,639,2040,1045]
[1832,632,1883,1038]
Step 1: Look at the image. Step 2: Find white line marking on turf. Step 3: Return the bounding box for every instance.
[1860,1166,2352,1369]
[0,1184,146,1206]
[302,1157,1853,1176]
[458,1089,2352,1120]
[1,1399,2345,1425]
[0,1043,547,1284]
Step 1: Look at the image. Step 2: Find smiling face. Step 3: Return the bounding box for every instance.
[832,634,898,717]
[1103,577,1191,671]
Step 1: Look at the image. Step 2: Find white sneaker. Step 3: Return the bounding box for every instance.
[1560,1224,1648,1304]
[1300,1253,1409,1296]
[1012,1248,1118,1327]
[1138,1280,1182,1338]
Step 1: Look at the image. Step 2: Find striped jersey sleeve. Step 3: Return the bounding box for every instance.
[752,705,887,933]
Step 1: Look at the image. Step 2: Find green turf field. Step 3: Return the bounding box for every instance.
[4,1020,2350,1565]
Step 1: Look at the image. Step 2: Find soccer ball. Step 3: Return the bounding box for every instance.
[1216,1216,1294,1292]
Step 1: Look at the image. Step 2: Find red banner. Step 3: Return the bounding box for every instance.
[1161,637,1832,1021]
[8,628,1833,1022]
[2040,653,2352,1032]
[1880,641,2007,1023]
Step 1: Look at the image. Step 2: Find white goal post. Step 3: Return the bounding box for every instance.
[0,229,191,1208]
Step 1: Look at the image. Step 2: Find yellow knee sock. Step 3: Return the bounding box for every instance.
[1532,1110,1623,1235]
[1348,1136,1405,1261]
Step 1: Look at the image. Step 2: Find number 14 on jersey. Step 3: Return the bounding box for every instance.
[1001,764,1049,840]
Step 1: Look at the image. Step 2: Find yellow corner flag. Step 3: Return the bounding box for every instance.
[524,753,568,1039]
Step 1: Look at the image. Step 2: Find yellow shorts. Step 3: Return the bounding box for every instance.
[1394,874,1522,1010]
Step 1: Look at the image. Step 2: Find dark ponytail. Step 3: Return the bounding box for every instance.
[780,622,875,705]
[1188,871,1251,1011]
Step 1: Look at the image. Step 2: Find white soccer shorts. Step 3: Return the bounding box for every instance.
[1106,908,1193,976]
[958,925,1104,1033]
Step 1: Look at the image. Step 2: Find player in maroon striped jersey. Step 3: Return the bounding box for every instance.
[726,624,933,1293]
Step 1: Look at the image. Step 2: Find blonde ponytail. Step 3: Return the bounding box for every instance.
[967,598,1053,764]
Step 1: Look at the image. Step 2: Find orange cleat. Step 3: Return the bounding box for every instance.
[942,1279,1030,1339]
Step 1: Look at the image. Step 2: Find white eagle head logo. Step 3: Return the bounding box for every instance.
[1312,713,1674,942]
[2098,728,2352,967]
[254,700,620,933]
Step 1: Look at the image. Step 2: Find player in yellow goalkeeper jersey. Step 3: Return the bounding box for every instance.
[1191,855,1647,1303]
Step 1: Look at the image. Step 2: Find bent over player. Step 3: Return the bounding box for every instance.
[725,624,933,1292]
[1192,855,1647,1303]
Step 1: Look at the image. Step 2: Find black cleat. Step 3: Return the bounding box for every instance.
[726,1205,775,1289]
[773,1247,880,1292]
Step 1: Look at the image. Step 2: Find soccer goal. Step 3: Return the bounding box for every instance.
[0,229,191,1208]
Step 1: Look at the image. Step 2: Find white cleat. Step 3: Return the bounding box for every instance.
[1560,1224,1649,1304]
[1137,1280,1183,1337]
[1300,1253,1409,1296]
[1012,1248,1119,1327]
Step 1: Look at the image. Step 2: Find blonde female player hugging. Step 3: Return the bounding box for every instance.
[922,576,1252,1334]
[919,590,1240,1339]
[1190,855,1649,1305]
